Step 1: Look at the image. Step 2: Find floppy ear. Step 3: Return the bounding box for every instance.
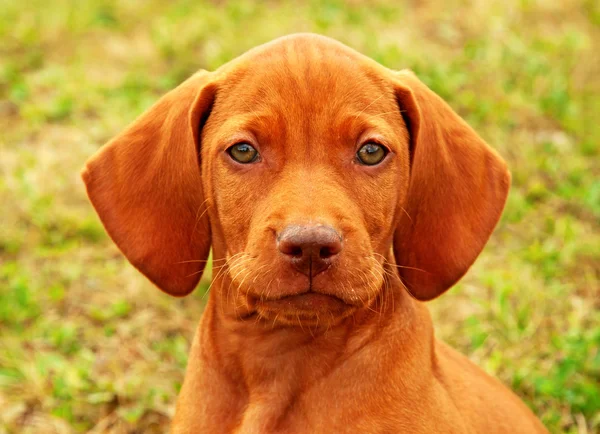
[392,70,510,301]
[81,71,215,296]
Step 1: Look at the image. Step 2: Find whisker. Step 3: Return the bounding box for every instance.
[347,266,367,303]
[371,254,428,274]
[365,256,391,317]
[349,271,378,316]
[201,257,233,301]
[175,257,228,265]
[326,312,334,334]
[194,203,212,227]
[311,314,319,337]
[399,206,412,223]
[263,278,275,301]
[234,266,255,313]
[381,257,418,300]
[388,263,430,274]
[226,254,252,316]
[354,267,374,308]
[219,254,246,311]
[272,313,280,330]
[379,264,394,315]
[185,268,208,278]
[367,110,400,118]
[354,94,384,120]
[251,263,271,284]
[297,313,305,333]
[191,198,211,237]
[194,198,210,222]
[365,259,382,306]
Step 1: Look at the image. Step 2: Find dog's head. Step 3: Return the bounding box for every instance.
[82,34,509,327]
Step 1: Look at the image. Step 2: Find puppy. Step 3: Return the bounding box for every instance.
[83,34,548,433]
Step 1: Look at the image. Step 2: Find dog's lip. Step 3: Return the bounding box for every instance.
[256,292,353,313]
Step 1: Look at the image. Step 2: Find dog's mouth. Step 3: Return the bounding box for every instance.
[249,291,358,326]
[234,253,385,327]
[262,292,347,312]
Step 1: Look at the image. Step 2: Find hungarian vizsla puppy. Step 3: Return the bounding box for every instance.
[82,34,548,433]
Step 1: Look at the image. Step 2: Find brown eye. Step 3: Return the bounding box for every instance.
[357,143,387,166]
[227,143,259,164]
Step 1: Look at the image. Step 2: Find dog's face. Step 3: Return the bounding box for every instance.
[201,49,410,325]
[82,34,510,328]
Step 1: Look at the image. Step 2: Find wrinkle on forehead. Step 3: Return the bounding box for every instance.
[216,66,396,135]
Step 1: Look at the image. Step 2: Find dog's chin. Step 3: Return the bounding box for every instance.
[249,292,358,328]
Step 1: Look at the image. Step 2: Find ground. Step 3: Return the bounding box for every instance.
[0,1,598,433]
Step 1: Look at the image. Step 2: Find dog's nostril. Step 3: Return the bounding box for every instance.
[278,239,304,257]
[319,246,333,259]
[290,246,303,257]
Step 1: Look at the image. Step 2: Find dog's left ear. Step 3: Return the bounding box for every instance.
[81,71,216,296]
[392,70,511,301]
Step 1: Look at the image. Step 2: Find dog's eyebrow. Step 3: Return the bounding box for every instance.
[338,113,399,140]
[214,111,279,130]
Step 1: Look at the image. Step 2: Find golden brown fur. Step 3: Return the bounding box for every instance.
[82,34,547,433]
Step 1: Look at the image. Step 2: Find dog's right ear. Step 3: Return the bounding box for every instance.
[81,71,216,296]
[392,70,510,301]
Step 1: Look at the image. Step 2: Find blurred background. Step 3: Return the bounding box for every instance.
[0,0,598,433]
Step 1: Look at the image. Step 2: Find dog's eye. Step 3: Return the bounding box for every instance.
[227,143,259,164]
[356,143,388,166]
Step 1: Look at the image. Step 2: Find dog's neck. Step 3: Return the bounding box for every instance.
[194,274,435,430]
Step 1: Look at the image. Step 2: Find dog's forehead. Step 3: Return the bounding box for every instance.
[215,34,390,111]
[203,34,404,153]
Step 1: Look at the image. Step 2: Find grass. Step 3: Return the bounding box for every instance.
[0,0,598,432]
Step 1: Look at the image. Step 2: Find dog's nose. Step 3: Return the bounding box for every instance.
[277,225,343,277]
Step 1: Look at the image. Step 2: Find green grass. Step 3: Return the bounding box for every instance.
[1,0,598,432]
